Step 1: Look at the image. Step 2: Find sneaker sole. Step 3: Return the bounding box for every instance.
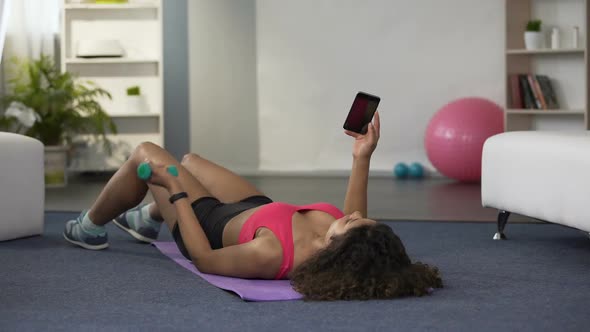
[63,233,109,250]
[112,219,155,243]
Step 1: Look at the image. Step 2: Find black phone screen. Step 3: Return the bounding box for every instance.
[343,92,380,134]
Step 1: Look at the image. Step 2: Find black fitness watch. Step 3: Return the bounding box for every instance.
[169,192,188,204]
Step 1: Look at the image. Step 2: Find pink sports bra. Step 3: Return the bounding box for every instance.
[237,202,345,279]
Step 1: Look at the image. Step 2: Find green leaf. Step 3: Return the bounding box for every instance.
[1,54,118,153]
[126,86,141,96]
[526,20,542,32]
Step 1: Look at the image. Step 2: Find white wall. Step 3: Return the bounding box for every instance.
[188,0,582,175]
[256,0,505,173]
[188,0,259,171]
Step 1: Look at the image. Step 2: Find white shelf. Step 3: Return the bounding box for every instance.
[109,112,161,118]
[65,3,159,10]
[506,48,585,55]
[80,112,160,119]
[65,58,159,64]
[507,109,586,115]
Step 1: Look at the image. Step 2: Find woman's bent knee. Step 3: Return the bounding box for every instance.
[132,142,163,160]
[138,141,162,150]
[181,153,200,165]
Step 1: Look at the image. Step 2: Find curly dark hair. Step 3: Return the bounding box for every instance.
[290,223,442,301]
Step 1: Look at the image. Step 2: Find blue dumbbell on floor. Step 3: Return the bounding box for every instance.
[394,162,410,178]
[137,162,179,180]
[408,162,424,179]
[394,162,425,179]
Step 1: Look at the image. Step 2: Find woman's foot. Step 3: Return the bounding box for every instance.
[112,203,162,243]
[63,211,109,250]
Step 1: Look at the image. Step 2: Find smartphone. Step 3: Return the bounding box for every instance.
[343,92,381,134]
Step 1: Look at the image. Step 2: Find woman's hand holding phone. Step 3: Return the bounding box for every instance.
[345,111,380,160]
[343,92,380,135]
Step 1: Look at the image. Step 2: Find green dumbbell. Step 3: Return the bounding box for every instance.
[137,162,179,180]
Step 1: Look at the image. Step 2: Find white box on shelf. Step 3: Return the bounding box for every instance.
[76,39,125,58]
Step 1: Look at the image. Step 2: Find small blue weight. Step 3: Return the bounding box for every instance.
[137,162,179,181]
[166,165,179,177]
[137,162,152,180]
[394,163,409,178]
[408,162,424,179]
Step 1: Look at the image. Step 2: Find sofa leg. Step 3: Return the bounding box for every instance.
[493,211,510,240]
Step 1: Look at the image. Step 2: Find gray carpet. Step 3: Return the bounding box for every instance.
[1,212,590,332]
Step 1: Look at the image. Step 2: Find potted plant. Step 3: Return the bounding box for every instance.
[524,19,544,50]
[0,55,117,187]
[126,85,149,113]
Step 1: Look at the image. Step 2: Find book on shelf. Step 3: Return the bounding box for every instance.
[529,75,545,109]
[509,75,523,109]
[509,74,559,110]
[537,75,559,109]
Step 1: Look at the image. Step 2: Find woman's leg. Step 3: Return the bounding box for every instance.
[143,153,265,221]
[179,153,265,203]
[87,142,211,229]
[66,142,226,249]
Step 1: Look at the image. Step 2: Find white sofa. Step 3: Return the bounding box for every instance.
[481,131,590,240]
[0,132,44,241]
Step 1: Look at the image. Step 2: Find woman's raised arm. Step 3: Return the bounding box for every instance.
[342,111,380,217]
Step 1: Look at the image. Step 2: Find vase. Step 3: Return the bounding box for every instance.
[524,31,545,50]
[44,145,68,188]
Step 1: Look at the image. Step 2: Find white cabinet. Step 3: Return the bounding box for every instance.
[60,0,163,171]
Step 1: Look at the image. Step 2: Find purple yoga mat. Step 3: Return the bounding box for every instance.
[152,242,303,302]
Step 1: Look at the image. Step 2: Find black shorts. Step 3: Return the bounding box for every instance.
[171,195,273,260]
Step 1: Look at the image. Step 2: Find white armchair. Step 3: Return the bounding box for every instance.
[0,132,44,241]
[482,131,590,240]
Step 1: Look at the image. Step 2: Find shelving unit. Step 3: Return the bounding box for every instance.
[64,3,159,10]
[60,0,163,172]
[506,109,585,115]
[505,0,590,131]
[65,58,159,64]
[506,48,585,55]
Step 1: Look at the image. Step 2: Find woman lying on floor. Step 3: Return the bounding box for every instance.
[63,112,442,300]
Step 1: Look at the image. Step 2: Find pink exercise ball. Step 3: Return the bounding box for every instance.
[425,97,504,182]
